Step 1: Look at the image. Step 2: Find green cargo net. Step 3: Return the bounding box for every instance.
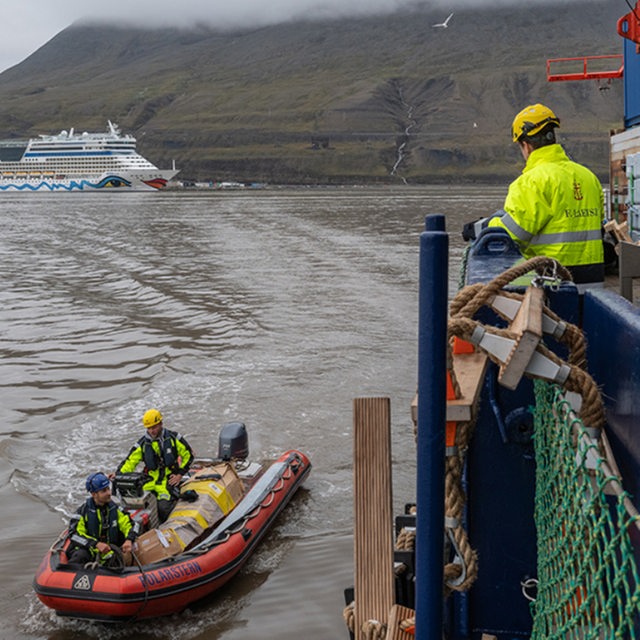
[531,380,640,639]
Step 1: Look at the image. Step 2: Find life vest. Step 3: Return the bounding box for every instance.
[82,498,121,544]
[139,429,180,472]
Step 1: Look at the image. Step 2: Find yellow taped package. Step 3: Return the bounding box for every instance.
[159,519,201,550]
[190,463,245,505]
[158,463,246,550]
[186,463,244,509]
[168,492,229,530]
[192,478,235,513]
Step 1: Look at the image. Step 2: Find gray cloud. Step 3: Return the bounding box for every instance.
[0,0,570,73]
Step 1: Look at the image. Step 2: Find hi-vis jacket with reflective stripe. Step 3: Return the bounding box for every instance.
[488,144,604,279]
[117,428,193,501]
[70,498,138,557]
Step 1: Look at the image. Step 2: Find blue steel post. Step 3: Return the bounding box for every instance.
[416,214,448,638]
[424,214,445,232]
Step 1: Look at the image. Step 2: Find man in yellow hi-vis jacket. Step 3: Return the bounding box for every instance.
[488,103,605,292]
[67,472,140,567]
[116,408,194,523]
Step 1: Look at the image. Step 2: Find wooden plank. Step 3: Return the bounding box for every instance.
[446,351,489,421]
[604,219,634,244]
[498,286,544,390]
[353,397,395,639]
[412,351,488,425]
[385,604,415,640]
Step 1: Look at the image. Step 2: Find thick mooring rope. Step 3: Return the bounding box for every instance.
[443,414,479,593]
[342,602,389,640]
[443,257,606,594]
[449,257,604,429]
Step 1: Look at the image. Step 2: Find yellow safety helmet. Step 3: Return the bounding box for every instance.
[142,408,163,428]
[511,103,560,143]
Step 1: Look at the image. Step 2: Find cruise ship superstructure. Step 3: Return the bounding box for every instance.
[0,121,178,192]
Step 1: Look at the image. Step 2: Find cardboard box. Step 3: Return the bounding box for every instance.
[132,464,248,562]
[167,495,224,532]
[134,528,183,565]
[156,462,245,550]
[159,519,202,550]
[188,462,245,505]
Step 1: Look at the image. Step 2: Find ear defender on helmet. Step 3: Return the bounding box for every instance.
[86,472,110,493]
[511,103,560,143]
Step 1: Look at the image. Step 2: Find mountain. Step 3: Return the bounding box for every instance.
[0,1,625,184]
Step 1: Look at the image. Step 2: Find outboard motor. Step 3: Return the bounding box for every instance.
[218,421,249,461]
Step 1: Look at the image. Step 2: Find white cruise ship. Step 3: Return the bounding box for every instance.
[0,121,179,192]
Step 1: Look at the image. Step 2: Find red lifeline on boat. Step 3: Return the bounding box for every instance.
[33,450,311,622]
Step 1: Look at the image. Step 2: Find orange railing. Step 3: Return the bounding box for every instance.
[546,55,624,82]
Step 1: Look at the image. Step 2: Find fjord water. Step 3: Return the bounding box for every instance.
[0,186,506,640]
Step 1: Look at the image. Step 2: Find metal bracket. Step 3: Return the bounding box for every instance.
[491,293,567,341]
[470,325,570,389]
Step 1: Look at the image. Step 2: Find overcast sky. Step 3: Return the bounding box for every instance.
[0,0,577,73]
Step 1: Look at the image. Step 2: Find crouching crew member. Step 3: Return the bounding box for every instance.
[67,472,140,568]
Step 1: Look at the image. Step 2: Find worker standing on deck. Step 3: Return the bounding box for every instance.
[115,408,194,523]
[488,103,605,291]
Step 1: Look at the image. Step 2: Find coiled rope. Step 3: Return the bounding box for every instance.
[443,257,605,594]
[449,256,604,428]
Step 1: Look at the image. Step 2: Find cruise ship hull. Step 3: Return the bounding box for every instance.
[0,169,179,192]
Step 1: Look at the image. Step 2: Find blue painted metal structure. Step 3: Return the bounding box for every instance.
[416,227,640,639]
[619,1,640,129]
[415,214,448,637]
[623,38,640,129]
[583,290,640,540]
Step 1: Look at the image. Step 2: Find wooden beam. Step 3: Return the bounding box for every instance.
[385,605,415,640]
[498,286,544,390]
[446,351,489,421]
[353,397,395,639]
[604,219,634,245]
[411,351,488,425]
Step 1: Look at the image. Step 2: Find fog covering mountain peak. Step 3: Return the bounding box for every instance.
[0,0,624,184]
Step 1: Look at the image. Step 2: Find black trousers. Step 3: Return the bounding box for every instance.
[158,497,176,523]
[66,546,123,568]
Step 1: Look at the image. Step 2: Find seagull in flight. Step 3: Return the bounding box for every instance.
[432,12,454,28]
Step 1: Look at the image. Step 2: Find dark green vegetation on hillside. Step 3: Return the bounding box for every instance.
[0,1,624,184]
